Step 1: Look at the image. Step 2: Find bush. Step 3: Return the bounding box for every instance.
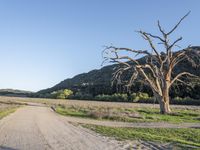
[171,97,200,105]
[130,93,138,102]
[63,89,73,98]
[112,93,128,101]
[136,96,200,105]
[130,92,151,102]
[95,93,128,102]
[69,92,93,100]
[50,89,73,99]
[56,93,66,99]
[95,94,112,101]
[87,111,107,119]
[95,93,152,102]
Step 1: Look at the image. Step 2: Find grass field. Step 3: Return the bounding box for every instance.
[1,96,199,109]
[55,105,200,123]
[84,125,200,148]
[1,96,199,124]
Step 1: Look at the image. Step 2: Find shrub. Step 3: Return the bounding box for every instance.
[136,96,200,105]
[87,111,106,119]
[50,89,73,99]
[130,92,151,102]
[95,93,151,102]
[173,96,183,101]
[69,92,93,100]
[130,93,139,102]
[56,93,66,99]
[63,89,73,98]
[95,94,111,101]
[95,93,128,102]
[137,92,150,99]
[112,93,128,101]
[171,97,200,105]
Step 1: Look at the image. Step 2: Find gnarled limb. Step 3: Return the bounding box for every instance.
[170,72,198,87]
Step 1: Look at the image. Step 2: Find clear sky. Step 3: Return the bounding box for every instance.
[0,0,199,92]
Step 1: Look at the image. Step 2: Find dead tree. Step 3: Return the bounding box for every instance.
[103,12,200,114]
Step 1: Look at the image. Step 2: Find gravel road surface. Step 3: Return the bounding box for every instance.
[0,106,123,150]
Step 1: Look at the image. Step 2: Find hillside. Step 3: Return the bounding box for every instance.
[37,46,200,99]
[0,89,33,97]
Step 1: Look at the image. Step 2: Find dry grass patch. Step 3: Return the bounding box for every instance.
[0,103,19,119]
[55,103,200,123]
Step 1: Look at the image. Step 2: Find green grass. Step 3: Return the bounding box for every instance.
[84,125,200,148]
[56,106,88,118]
[55,105,200,123]
[135,108,200,123]
[0,107,18,119]
[55,106,144,122]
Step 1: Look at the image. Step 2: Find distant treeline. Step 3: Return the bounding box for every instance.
[34,79,200,100]
[31,88,200,105]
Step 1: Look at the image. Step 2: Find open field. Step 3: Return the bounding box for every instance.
[55,104,200,124]
[1,96,199,109]
[0,96,200,149]
[1,96,200,124]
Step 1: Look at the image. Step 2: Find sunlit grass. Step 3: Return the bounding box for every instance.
[84,125,200,148]
[0,107,18,119]
[56,105,200,123]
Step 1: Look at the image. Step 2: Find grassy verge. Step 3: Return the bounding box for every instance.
[84,125,200,148]
[55,105,200,123]
[0,106,18,119]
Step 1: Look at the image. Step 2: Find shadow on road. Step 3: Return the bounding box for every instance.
[0,146,18,150]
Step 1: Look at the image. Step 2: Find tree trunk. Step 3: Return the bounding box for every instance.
[155,92,171,114]
[159,98,171,114]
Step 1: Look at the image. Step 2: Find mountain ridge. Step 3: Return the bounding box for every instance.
[37,46,200,99]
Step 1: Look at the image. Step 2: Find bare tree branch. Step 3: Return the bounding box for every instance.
[137,31,162,63]
[104,46,150,55]
[170,72,198,87]
[157,20,166,36]
[168,37,183,51]
[167,11,191,35]
[139,31,165,43]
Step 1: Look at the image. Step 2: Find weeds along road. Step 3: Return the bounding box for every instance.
[0,105,123,150]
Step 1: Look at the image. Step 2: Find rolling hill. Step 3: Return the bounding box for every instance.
[0,89,33,97]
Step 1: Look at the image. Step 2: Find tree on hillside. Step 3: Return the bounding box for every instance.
[103,12,200,114]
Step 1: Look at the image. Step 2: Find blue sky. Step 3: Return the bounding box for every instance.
[0,0,199,92]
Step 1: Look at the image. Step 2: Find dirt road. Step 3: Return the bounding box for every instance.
[0,106,123,150]
[1,104,199,150]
